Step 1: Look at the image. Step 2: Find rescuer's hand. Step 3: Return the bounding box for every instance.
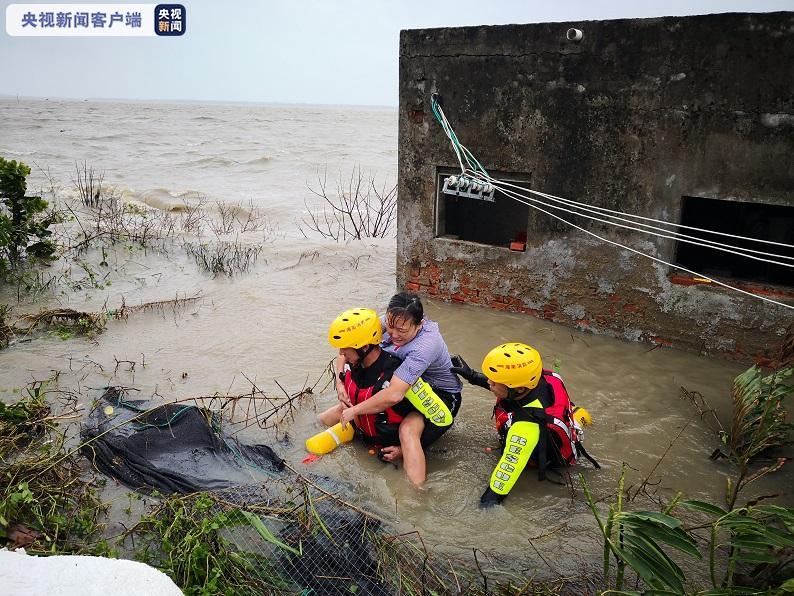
[336,377,351,408]
[339,404,356,429]
[450,355,490,389]
[479,487,505,508]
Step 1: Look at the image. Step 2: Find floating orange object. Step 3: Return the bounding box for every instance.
[301,454,321,465]
[368,448,377,456]
[484,447,493,453]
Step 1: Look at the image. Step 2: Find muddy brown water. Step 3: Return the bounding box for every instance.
[1,238,791,574]
[1,98,791,578]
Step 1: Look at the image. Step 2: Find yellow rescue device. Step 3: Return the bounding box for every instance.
[305,422,355,455]
[572,406,593,427]
[404,377,452,427]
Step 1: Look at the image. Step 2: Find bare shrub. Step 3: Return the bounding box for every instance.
[73,192,177,252]
[209,201,238,236]
[207,199,272,237]
[110,292,201,320]
[236,199,268,233]
[72,161,104,207]
[300,167,397,241]
[174,194,208,235]
[183,237,263,277]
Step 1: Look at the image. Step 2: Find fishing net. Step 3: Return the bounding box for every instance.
[80,387,284,494]
[81,386,586,595]
[133,478,454,595]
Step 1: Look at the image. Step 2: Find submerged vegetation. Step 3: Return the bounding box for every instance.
[0,159,272,308]
[129,492,294,595]
[0,294,200,347]
[183,238,264,277]
[0,360,790,594]
[0,379,582,595]
[585,364,794,595]
[0,157,272,349]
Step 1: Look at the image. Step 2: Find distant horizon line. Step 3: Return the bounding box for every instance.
[0,94,398,110]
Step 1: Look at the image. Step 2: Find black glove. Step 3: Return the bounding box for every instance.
[479,487,505,508]
[450,355,490,389]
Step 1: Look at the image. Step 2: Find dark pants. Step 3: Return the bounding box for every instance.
[419,387,462,447]
[362,387,462,448]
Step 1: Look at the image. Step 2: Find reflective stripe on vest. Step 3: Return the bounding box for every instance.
[403,377,452,427]
[489,372,579,495]
[489,399,543,495]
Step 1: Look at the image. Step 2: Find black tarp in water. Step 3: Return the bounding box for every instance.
[81,387,284,494]
[81,388,400,595]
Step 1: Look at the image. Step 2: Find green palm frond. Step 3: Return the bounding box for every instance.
[728,366,793,463]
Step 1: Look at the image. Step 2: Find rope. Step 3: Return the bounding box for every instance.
[489,179,794,310]
[111,391,194,429]
[431,95,793,255]
[515,184,794,250]
[429,97,794,310]
[467,171,793,269]
[485,176,794,265]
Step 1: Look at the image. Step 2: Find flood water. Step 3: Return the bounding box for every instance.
[1,98,790,574]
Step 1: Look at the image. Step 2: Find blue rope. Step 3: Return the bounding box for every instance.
[430,95,490,177]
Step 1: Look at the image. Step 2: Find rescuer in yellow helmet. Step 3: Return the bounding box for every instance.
[333,293,463,486]
[451,343,599,506]
[317,306,460,485]
[318,307,408,450]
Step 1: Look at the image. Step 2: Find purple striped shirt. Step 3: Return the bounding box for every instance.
[381,317,463,393]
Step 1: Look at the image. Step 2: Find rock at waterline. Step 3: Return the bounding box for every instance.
[0,548,183,595]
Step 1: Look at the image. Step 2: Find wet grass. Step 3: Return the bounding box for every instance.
[128,492,293,595]
[0,383,111,555]
[182,238,263,277]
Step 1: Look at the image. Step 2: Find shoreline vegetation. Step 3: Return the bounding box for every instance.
[1,363,791,594]
[1,158,793,594]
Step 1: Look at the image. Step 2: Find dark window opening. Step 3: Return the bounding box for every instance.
[435,172,530,248]
[675,196,794,287]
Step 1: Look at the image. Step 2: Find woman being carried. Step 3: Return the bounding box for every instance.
[337,292,463,486]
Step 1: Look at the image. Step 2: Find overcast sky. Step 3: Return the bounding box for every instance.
[1,1,792,105]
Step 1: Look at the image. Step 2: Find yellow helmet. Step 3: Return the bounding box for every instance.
[328,308,382,349]
[481,343,543,389]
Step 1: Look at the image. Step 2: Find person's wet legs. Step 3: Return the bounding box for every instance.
[399,411,427,486]
[318,403,343,426]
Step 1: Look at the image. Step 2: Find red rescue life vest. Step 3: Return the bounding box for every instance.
[343,368,405,441]
[494,370,578,466]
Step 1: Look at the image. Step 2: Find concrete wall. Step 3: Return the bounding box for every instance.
[397,12,794,363]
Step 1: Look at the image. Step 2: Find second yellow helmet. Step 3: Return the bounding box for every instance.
[481,343,543,389]
[328,308,382,349]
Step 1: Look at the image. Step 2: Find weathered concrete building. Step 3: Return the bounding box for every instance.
[397,12,794,363]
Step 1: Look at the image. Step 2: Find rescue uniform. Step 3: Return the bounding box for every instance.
[341,350,460,448]
[483,370,598,505]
